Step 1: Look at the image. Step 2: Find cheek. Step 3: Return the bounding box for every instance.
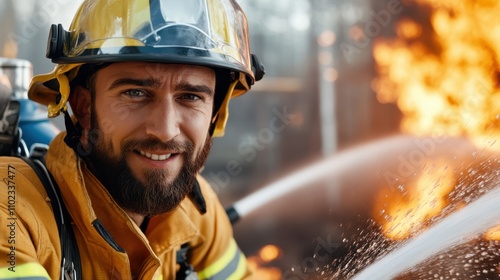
[99,101,136,132]
[179,109,212,145]
[94,100,140,154]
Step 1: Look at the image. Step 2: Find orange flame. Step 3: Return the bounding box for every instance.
[372,0,500,150]
[246,245,283,280]
[372,0,500,240]
[373,159,455,240]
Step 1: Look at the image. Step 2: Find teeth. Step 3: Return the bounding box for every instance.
[139,150,172,161]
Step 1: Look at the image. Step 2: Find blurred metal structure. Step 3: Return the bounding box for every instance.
[0,0,81,135]
[0,57,31,99]
[0,57,59,153]
[0,0,81,74]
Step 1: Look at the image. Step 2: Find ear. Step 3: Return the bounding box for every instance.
[68,85,91,130]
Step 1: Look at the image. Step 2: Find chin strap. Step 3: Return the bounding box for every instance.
[62,109,84,154]
[189,179,207,214]
[211,80,238,137]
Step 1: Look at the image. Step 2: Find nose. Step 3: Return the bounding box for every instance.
[145,98,180,142]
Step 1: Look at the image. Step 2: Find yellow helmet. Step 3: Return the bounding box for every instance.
[28,0,264,137]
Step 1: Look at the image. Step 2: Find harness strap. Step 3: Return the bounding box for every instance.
[176,243,198,280]
[22,156,82,280]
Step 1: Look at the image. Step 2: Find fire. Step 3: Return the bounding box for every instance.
[372,0,500,150]
[371,0,500,239]
[258,244,281,262]
[246,245,282,280]
[374,159,455,240]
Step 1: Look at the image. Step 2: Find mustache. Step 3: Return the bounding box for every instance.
[121,138,194,154]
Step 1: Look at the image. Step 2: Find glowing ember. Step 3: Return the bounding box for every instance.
[372,0,500,240]
[246,245,283,280]
[258,244,281,262]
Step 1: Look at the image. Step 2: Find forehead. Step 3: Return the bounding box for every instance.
[94,62,216,85]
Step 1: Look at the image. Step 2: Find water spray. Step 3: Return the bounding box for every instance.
[225,135,414,223]
[352,185,500,280]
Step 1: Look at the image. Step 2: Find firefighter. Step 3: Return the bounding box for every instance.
[0,0,264,279]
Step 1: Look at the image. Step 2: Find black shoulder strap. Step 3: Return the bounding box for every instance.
[176,243,197,280]
[189,179,207,214]
[22,156,82,280]
[174,179,207,280]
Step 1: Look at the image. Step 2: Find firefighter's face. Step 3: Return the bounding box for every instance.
[73,62,215,215]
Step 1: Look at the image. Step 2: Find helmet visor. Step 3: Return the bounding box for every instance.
[58,0,253,82]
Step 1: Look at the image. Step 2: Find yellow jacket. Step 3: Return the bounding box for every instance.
[0,133,252,279]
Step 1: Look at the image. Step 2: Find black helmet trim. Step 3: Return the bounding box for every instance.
[51,46,255,85]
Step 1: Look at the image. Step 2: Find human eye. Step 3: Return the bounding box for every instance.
[122,89,147,99]
[179,93,202,102]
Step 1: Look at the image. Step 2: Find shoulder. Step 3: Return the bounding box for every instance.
[0,156,33,172]
[183,174,233,236]
[0,156,56,229]
[0,157,45,196]
[0,157,50,200]
[189,174,226,217]
[179,174,230,228]
[183,175,253,278]
[195,174,219,201]
[0,156,60,275]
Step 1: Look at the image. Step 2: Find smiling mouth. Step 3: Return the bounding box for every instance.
[138,150,173,161]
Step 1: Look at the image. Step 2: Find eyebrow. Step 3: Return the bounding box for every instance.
[108,78,214,95]
[175,84,214,96]
[108,78,162,91]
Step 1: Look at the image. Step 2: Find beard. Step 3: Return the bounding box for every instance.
[86,115,212,217]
